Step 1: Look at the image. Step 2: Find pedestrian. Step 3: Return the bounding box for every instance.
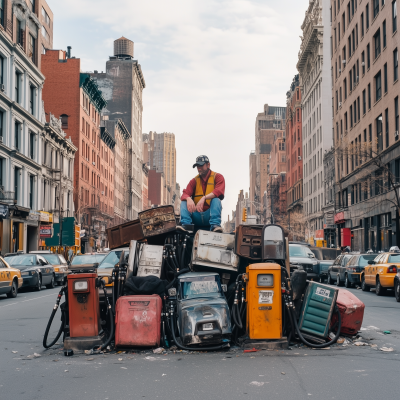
[180,155,225,232]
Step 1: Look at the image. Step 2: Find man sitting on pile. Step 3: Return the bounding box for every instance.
[180,155,225,232]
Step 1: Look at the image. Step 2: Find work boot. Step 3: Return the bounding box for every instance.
[211,226,223,233]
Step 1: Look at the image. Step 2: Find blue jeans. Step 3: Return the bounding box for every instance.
[180,198,222,229]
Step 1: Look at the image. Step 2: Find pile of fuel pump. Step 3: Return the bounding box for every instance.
[42,205,365,356]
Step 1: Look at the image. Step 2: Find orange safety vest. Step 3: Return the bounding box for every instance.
[193,171,216,206]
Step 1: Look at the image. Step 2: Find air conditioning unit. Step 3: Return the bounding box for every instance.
[395,131,399,137]
[342,59,346,64]
[339,68,341,73]
[0,84,4,92]
[356,76,359,82]
[0,136,3,143]
[101,191,105,195]
[92,162,95,166]
[339,102,342,107]
[298,156,302,161]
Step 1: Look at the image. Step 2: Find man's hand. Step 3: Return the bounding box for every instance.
[196,196,205,213]
[186,197,196,213]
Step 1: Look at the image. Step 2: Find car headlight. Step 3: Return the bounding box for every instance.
[54,267,59,272]
[30,271,37,275]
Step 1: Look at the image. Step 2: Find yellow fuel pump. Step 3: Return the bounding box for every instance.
[246,263,282,339]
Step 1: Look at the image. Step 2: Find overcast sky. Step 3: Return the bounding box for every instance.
[50,0,309,222]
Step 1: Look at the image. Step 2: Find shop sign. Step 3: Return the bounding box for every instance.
[27,211,40,221]
[39,211,51,222]
[334,212,345,224]
[0,204,9,219]
[315,229,324,239]
[40,225,52,238]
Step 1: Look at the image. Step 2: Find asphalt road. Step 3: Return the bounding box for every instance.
[1,285,399,400]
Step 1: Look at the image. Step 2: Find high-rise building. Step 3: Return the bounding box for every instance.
[297,0,333,243]
[330,0,400,251]
[91,37,145,220]
[249,152,257,216]
[254,105,286,223]
[285,74,304,240]
[143,131,177,189]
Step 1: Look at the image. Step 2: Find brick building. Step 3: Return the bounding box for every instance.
[285,74,304,239]
[148,170,167,206]
[41,49,114,252]
[330,0,400,251]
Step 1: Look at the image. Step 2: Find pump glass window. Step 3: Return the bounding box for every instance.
[180,275,222,299]
[98,250,129,269]
[257,274,274,286]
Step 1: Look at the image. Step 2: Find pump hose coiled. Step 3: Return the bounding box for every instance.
[43,286,67,349]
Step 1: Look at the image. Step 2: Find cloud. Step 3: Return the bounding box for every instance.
[49,0,309,221]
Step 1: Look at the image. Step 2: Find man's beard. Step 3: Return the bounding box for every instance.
[199,168,210,177]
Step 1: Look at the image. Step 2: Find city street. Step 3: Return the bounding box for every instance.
[1,286,399,400]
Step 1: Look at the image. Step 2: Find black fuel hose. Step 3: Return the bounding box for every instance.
[100,285,114,351]
[169,313,229,352]
[289,305,342,348]
[43,287,67,348]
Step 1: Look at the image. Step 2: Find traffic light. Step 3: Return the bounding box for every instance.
[242,207,247,222]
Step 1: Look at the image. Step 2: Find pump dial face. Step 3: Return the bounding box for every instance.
[257,274,274,287]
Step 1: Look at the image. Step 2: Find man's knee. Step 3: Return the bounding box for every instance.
[210,198,221,206]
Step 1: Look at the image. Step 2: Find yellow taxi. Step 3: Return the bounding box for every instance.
[0,256,23,298]
[362,251,400,296]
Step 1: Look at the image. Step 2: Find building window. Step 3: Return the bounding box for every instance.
[384,63,388,93]
[377,115,383,152]
[29,0,35,12]
[28,34,36,65]
[0,110,3,139]
[0,0,4,27]
[363,89,366,114]
[368,83,371,109]
[361,12,364,36]
[394,48,399,81]
[14,168,20,203]
[30,131,35,159]
[29,175,34,209]
[383,20,387,48]
[395,96,399,138]
[344,78,347,99]
[393,0,398,33]
[42,7,50,26]
[41,26,49,41]
[362,51,365,74]
[366,3,370,29]
[0,55,3,85]
[30,86,35,115]
[42,44,46,55]
[374,29,381,59]
[375,71,382,101]
[14,122,20,151]
[374,0,380,18]
[367,44,371,69]
[15,72,20,103]
[385,108,389,148]
[61,114,68,129]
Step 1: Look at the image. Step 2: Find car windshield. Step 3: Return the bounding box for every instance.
[71,254,106,265]
[289,245,315,258]
[180,275,222,299]
[5,255,36,267]
[359,255,378,266]
[388,254,400,263]
[41,254,60,264]
[98,250,129,269]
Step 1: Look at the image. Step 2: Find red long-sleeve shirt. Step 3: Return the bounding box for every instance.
[181,170,225,211]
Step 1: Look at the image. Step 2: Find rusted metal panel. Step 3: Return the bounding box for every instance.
[234,225,263,260]
[191,230,239,272]
[139,205,177,238]
[106,219,144,249]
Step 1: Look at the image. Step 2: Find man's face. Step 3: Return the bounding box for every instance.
[197,163,210,177]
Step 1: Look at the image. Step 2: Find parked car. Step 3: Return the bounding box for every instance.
[30,251,68,286]
[3,254,55,291]
[362,252,400,295]
[327,254,354,286]
[394,270,400,302]
[0,256,23,298]
[309,247,341,282]
[289,244,319,279]
[344,253,378,288]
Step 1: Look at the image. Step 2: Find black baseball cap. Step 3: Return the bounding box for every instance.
[193,155,210,168]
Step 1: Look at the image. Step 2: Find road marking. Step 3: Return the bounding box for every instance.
[0,293,55,309]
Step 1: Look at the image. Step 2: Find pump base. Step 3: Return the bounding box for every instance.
[243,337,289,351]
[63,335,105,352]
